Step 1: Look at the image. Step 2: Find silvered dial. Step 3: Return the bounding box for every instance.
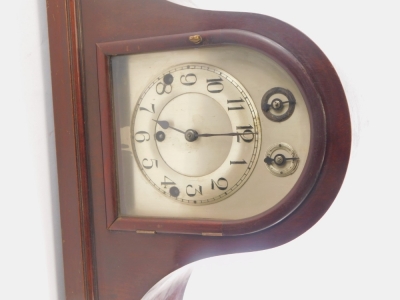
[131,64,261,205]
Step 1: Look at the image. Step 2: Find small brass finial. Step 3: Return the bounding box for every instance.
[189,35,203,44]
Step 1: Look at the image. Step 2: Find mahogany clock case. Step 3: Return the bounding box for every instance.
[46,0,351,299]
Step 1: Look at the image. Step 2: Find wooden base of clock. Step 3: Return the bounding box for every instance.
[46,0,350,299]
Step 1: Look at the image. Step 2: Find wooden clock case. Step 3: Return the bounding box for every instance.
[46,0,351,299]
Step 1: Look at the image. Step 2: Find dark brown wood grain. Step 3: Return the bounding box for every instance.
[46,0,96,298]
[47,0,351,299]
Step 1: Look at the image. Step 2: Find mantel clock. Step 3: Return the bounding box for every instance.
[46,1,351,299]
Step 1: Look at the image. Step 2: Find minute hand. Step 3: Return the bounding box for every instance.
[197,132,254,137]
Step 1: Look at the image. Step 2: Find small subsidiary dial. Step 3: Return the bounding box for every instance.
[261,87,296,122]
[264,142,299,177]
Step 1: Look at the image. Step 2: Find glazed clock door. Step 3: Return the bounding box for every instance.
[97,30,326,236]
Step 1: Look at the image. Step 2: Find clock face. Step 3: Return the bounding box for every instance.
[111,43,312,222]
[131,64,261,204]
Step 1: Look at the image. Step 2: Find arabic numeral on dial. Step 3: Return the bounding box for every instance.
[139,103,155,114]
[211,178,228,190]
[180,73,197,86]
[134,131,150,143]
[142,158,158,169]
[156,74,174,95]
[236,125,254,143]
[227,99,245,111]
[156,82,172,95]
[186,185,203,197]
[161,176,176,188]
[206,78,224,93]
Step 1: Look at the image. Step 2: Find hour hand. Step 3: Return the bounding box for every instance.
[152,119,185,134]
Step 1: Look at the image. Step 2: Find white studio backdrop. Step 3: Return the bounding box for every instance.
[1,0,399,299]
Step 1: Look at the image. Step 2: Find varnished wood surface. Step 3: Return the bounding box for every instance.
[46,0,351,299]
[46,0,96,298]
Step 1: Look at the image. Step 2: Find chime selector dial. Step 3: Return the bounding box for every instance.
[264,142,299,177]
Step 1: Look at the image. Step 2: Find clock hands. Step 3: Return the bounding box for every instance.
[197,132,253,138]
[264,154,299,166]
[153,119,255,142]
[152,119,185,134]
[263,100,292,111]
[153,120,198,142]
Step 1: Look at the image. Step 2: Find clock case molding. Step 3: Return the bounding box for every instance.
[46,0,351,299]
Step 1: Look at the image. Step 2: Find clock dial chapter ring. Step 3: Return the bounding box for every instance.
[131,64,261,205]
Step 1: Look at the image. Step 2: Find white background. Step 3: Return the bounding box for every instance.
[1,0,399,299]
